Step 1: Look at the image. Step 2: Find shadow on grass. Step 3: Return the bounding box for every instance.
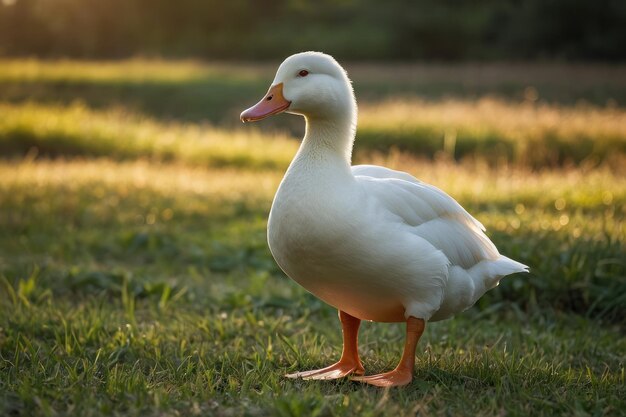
[0,78,304,135]
[356,128,625,169]
[3,65,626,125]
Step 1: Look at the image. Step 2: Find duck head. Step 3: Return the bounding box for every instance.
[240,51,356,123]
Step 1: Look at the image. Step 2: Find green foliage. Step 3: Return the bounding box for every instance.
[1,0,625,61]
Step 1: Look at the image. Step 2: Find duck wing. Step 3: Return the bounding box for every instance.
[351,164,497,269]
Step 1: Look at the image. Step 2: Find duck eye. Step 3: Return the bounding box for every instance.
[298,70,309,77]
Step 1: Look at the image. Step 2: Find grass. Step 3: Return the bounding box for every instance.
[2,280,623,417]
[358,98,626,168]
[1,99,625,170]
[1,58,625,168]
[1,159,624,416]
[2,59,625,105]
[0,58,275,84]
[0,102,297,169]
[0,59,273,125]
[1,59,625,416]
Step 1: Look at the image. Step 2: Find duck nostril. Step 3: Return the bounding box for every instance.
[266,95,273,101]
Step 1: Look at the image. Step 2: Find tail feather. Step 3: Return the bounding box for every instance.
[432,256,528,322]
[468,255,529,293]
[490,255,529,276]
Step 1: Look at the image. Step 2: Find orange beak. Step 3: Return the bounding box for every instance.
[240,83,291,123]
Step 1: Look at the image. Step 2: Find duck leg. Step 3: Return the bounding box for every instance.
[285,310,365,380]
[352,316,425,387]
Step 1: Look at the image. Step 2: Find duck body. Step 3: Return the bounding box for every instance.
[268,152,446,323]
[268,140,525,324]
[241,51,528,386]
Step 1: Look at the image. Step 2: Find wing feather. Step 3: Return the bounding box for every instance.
[352,164,498,269]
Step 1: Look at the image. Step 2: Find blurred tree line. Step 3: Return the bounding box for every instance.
[1,0,624,61]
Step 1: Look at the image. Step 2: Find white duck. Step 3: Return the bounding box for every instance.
[240,52,528,387]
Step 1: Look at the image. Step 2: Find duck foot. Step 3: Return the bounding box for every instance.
[351,368,412,387]
[353,316,425,388]
[286,361,365,380]
[286,310,364,381]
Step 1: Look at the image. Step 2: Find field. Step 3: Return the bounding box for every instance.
[0,59,625,417]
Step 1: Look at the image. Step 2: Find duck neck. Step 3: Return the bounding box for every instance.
[294,107,356,174]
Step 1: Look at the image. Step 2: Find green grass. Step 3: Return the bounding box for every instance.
[358,98,626,168]
[2,283,624,417]
[1,159,624,416]
[1,99,624,170]
[1,59,625,168]
[0,102,296,169]
[1,59,625,416]
[0,59,274,125]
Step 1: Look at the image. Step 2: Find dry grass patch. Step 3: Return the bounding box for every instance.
[357,97,626,167]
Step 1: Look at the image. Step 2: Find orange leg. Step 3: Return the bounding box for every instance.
[352,316,425,387]
[285,310,365,380]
